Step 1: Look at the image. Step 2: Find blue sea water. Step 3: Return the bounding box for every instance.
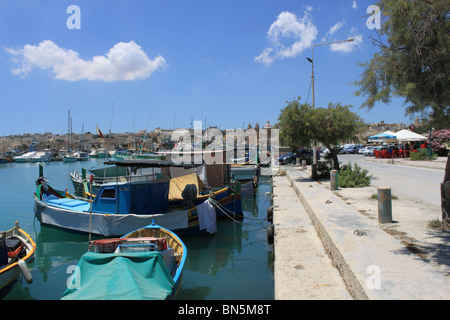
[0,159,274,300]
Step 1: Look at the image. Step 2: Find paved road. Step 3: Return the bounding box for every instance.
[338,154,444,207]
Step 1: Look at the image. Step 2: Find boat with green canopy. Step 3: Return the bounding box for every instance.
[61,222,186,300]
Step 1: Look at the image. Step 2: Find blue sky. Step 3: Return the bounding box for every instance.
[0,0,412,136]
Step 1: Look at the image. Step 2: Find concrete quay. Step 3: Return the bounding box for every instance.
[272,166,450,300]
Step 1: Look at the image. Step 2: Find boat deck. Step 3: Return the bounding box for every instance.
[44,195,91,212]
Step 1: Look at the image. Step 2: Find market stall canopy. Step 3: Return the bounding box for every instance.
[368,131,397,141]
[394,129,427,141]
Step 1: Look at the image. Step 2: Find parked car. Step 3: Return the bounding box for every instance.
[362,146,374,156]
[359,146,373,155]
[358,146,367,154]
[278,149,321,165]
[279,152,296,165]
[365,146,381,156]
[296,148,320,163]
[342,145,358,154]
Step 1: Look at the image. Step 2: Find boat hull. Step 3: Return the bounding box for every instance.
[0,223,36,298]
[34,187,242,237]
[62,223,186,300]
[34,196,204,237]
[230,164,258,181]
[122,224,186,299]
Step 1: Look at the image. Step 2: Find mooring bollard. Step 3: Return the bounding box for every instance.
[330,170,338,190]
[377,187,392,223]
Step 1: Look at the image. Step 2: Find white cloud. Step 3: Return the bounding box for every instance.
[254,48,275,65]
[329,34,363,52]
[329,20,345,35]
[255,11,318,65]
[6,40,167,81]
[352,1,357,9]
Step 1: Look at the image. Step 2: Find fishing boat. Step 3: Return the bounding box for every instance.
[230,163,258,181]
[88,149,98,158]
[229,149,259,183]
[31,151,52,162]
[113,150,162,161]
[96,148,109,158]
[89,162,128,177]
[0,221,36,298]
[13,151,37,163]
[70,166,161,198]
[63,153,78,162]
[34,161,243,237]
[61,222,186,300]
[77,151,89,161]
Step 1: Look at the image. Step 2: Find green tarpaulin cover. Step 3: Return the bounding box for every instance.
[61,251,175,300]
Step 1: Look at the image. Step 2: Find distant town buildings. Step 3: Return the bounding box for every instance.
[365,120,408,136]
[0,119,421,154]
[0,121,275,154]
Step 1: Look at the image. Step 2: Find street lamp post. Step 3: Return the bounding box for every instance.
[306,38,355,172]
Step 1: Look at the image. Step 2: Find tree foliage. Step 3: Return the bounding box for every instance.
[354,0,450,128]
[277,98,315,150]
[277,98,364,170]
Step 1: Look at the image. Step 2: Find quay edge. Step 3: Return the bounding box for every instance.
[272,167,450,300]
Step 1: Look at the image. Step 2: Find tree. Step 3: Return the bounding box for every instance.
[311,103,365,170]
[277,98,315,150]
[277,98,364,170]
[354,0,450,129]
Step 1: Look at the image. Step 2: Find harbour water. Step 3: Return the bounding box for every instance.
[0,159,274,300]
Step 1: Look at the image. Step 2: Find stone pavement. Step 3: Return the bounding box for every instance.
[272,165,450,300]
[272,175,351,300]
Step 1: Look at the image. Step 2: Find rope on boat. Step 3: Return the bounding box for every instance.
[208,198,269,233]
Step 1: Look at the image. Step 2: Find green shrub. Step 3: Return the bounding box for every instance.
[428,219,442,229]
[316,157,333,179]
[410,149,437,161]
[338,162,372,188]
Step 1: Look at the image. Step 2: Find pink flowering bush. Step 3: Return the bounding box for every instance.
[432,129,450,156]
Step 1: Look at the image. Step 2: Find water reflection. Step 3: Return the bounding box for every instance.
[183,221,244,276]
[2,171,274,300]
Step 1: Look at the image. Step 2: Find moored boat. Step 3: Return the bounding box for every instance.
[70,167,161,198]
[113,150,162,161]
[13,151,37,163]
[61,222,186,300]
[34,162,243,237]
[63,154,78,162]
[230,163,258,181]
[0,221,36,298]
[31,151,52,162]
[77,151,89,161]
[88,149,98,158]
[96,148,108,158]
